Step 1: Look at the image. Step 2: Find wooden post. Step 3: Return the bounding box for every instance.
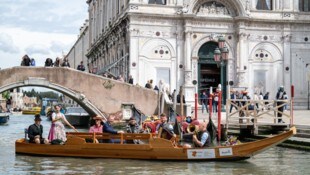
[173,89,177,111]
[93,132,96,143]
[180,86,184,117]
[226,99,229,135]
[195,93,198,120]
[157,90,161,116]
[160,92,165,114]
[218,91,222,142]
[209,95,212,120]
[120,133,123,144]
[290,85,294,127]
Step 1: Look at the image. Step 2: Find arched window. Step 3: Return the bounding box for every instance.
[149,0,166,5]
[299,0,310,12]
[256,0,272,10]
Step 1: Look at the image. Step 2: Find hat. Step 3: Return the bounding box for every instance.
[34,114,42,121]
[93,116,103,120]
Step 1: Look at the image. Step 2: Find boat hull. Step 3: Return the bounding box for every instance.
[22,110,41,115]
[15,127,296,161]
[0,113,9,124]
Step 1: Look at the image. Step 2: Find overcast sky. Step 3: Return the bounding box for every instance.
[0,0,88,69]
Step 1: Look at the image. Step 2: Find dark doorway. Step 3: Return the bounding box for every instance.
[198,41,226,103]
[199,64,220,92]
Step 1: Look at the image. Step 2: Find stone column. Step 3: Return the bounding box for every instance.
[293,0,299,11]
[129,28,139,85]
[184,31,192,85]
[183,30,195,105]
[237,32,249,87]
[282,28,292,96]
[175,29,184,90]
[275,0,280,10]
[272,0,276,10]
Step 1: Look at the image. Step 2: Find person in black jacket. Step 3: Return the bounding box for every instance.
[276,86,285,123]
[77,61,85,71]
[28,114,48,144]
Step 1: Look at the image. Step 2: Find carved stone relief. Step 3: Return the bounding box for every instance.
[197,2,231,16]
[192,58,198,81]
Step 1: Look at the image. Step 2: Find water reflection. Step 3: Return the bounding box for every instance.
[0,115,309,174]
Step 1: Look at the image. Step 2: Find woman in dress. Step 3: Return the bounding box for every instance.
[48,104,78,142]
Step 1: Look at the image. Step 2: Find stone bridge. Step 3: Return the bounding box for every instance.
[0,67,159,119]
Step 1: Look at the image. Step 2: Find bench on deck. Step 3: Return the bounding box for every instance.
[66,132,152,144]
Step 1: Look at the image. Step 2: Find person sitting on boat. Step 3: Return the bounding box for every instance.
[126,117,140,134]
[103,115,124,134]
[28,114,49,144]
[193,122,211,147]
[103,115,124,143]
[126,117,141,144]
[89,116,104,133]
[183,122,210,148]
[88,116,104,143]
[156,113,176,139]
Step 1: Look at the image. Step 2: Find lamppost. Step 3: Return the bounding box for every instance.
[213,35,229,141]
[213,35,229,107]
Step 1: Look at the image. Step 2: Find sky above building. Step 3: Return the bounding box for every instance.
[0,0,88,69]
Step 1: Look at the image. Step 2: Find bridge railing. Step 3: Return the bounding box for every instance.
[226,99,293,134]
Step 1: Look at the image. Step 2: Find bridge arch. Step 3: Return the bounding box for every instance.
[0,67,159,118]
[0,78,104,118]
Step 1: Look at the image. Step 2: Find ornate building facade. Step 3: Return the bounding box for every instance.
[67,20,90,72]
[83,0,310,108]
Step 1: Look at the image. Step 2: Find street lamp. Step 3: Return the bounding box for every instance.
[213,35,229,142]
[213,35,229,107]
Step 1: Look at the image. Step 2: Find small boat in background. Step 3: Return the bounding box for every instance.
[22,107,41,115]
[65,107,90,126]
[11,108,23,115]
[0,113,10,124]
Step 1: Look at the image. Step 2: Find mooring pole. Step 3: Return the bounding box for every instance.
[195,93,198,120]
[218,91,222,142]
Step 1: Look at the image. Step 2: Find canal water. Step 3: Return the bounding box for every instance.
[0,115,309,174]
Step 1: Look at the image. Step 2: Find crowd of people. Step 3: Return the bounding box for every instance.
[19,54,88,72]
[27,107,211,148]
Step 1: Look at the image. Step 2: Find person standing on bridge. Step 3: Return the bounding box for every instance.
[48,104,78,142]
[21,55,31,66]
[30,58,36,66]
[61,58,70,67]
[77,61,85,71]
[45,58,53,67]
[54,57,61,67]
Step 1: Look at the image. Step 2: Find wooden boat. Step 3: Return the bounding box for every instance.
[64,107,90,126]
[15,127,296,161]
[0,113,10,124]
[22,107,41,115]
